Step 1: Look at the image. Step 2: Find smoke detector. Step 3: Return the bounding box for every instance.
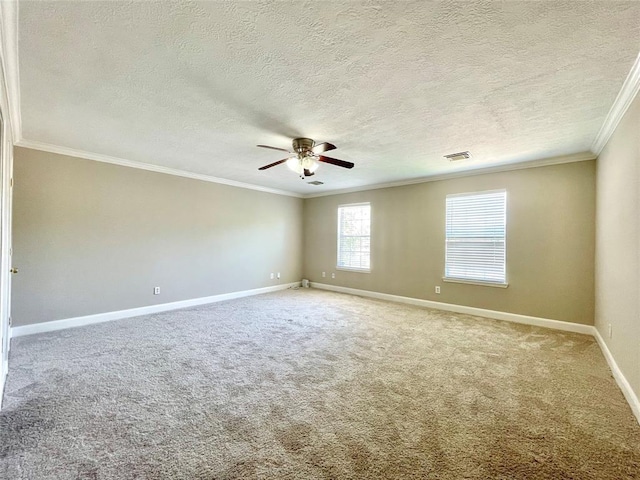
[444,151,472,162]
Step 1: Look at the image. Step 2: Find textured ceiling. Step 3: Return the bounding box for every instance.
[18,1,640,195]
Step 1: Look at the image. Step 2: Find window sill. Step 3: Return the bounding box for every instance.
[337,267,371,273]
[443,277,508,288]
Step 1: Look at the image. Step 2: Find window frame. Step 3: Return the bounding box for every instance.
[337,202,371,273]
[443,189,508,288]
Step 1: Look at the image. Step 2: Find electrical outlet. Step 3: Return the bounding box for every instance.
[435,286,441,294]
[608,324,613,339]
[322,271,326,278]
[277,272,281,279]
[270,273,274,279]
[154,287,160,295]
[331,273,335,279]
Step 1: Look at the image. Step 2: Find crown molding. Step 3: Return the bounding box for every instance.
[17,140,596,201]
[16,139,303,198]
[591,52,640,155]
[303,151,596,198]
[0,1,20,144]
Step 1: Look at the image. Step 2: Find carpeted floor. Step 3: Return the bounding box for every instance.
[1,289,639,479]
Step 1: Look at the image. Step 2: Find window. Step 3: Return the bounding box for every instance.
[445,189,507,286]
[337,203,371,271]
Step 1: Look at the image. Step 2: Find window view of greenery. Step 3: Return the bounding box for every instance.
[338,204,371,270]
[445,190,506,284]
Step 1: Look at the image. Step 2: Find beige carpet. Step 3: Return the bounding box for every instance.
[1,288,639,479]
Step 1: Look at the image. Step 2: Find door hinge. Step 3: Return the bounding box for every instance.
[9,178,12,187]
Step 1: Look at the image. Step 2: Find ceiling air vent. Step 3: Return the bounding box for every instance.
[307,181,324,185]
[444,151,471,162]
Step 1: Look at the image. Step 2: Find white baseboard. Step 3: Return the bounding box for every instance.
[310,282,593,335]
[10,282,300,338]
[592,328,640,425]
[311,282,640,425]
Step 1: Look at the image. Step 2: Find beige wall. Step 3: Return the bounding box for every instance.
[595,92,640,399]
[304,161,596,325]
[12,147,303,326]
[12,146,598,331]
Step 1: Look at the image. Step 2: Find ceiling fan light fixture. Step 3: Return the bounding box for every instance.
[286,155,319,176]
[305,157,320,173]
[286,157,300,173]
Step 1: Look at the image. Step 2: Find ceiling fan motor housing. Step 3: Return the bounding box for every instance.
[292,138,315,154]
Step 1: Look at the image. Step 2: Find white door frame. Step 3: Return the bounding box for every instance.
[0,108,11,405]
[0,0,17,406]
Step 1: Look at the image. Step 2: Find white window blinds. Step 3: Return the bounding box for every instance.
[445,190,506,284]
[337,203,371,271]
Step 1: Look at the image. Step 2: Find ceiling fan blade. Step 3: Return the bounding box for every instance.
[258,158,289,170]
[303,169,314,177]
[318,155,355,169]
[257,144,292,153]
[311,142,337,154]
